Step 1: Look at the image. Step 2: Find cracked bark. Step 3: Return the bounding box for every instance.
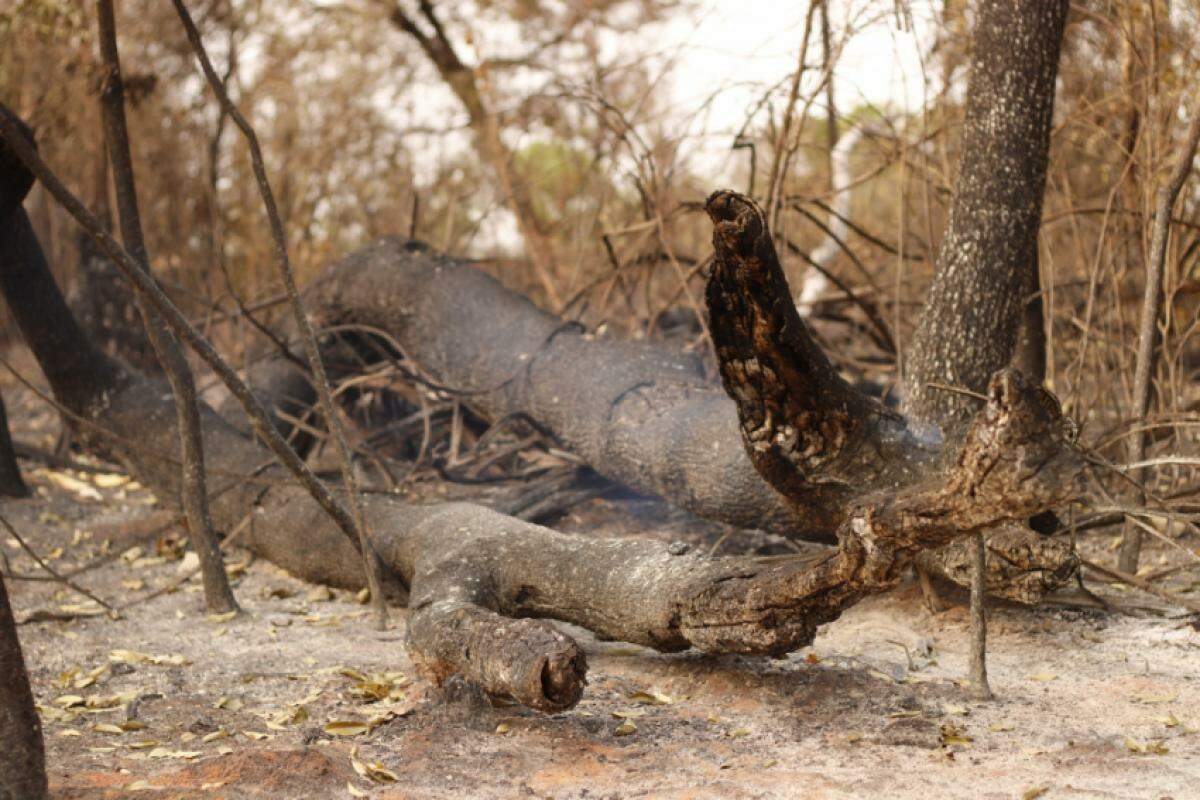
[0,167,1081,712]
[287,236,1075,602]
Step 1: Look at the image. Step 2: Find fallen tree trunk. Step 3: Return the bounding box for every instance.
[291,234,1076,601]
[1,154,1081,711]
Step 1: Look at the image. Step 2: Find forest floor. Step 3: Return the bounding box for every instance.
[3,375,1199,800]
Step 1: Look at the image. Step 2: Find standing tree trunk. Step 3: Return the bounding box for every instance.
[0,396,28,498]
[903,0,1068,435]
[0,576,46,800]
[901,0,1069,698]
[0,113,45,790]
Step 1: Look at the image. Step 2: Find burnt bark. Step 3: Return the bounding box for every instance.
[0,396,28,498]
[0,162,1082,712]
[0,576,46,800]
[0,119,45,773]
[296,237,1076,600]
[903,0,1068,434]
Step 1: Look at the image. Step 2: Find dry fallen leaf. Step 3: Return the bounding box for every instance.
[940,722,973,746]
[1022,786,1050,800]
[612,709,645,720]
[628,689,672,706]
[1026,672,1058,682]
[1132,689,1179,704]
[325,720,370,737]
[614,720,637,736]
[350,746,398,783]
[1124,737,1169,756]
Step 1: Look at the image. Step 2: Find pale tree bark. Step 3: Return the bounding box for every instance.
[902,0,1069,698]
[903,0,1068,434]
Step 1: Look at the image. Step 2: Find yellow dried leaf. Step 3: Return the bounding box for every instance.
[988,721,1015,732]
[1026,672,1058,682]
[1124,737,1169,756]
[940,722,973,746]
[349,746,398,783]
[92,723,125,735]
[202,729,230,743]
[214,696,243,711]
[324,720,370,737]
[495,723,510,734]
[612,709,645,720]
[53,695,85,707]
[1022,786,1049,800]
[628,690,672,706]
[729,727,751,738]
[207,610,238,624]
[148,747,202,760]
[614,720,637,736]
[1133,689,1179,704]
[42,470,102,500]
[348,782,368,798]
[242,731,272,740]
[942,704,968,716]
[119,720,146,731]
[92,473,129,488]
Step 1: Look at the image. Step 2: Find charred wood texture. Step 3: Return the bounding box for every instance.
[0,395,28,498]
[903,0,1068,433]
[0,576,46,800]
[0,165,1082,711]
[0,108,45,800]
[296,236,1075,600]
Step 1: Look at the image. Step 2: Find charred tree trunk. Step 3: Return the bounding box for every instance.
[0,111,45,797]
[902,0,1068,434]
[0,137,1081,713]
[0,396,28,498]
[0,576,46,800]
[298,237,1076,602]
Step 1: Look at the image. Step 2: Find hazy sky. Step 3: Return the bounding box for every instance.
[656,0,936,175]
